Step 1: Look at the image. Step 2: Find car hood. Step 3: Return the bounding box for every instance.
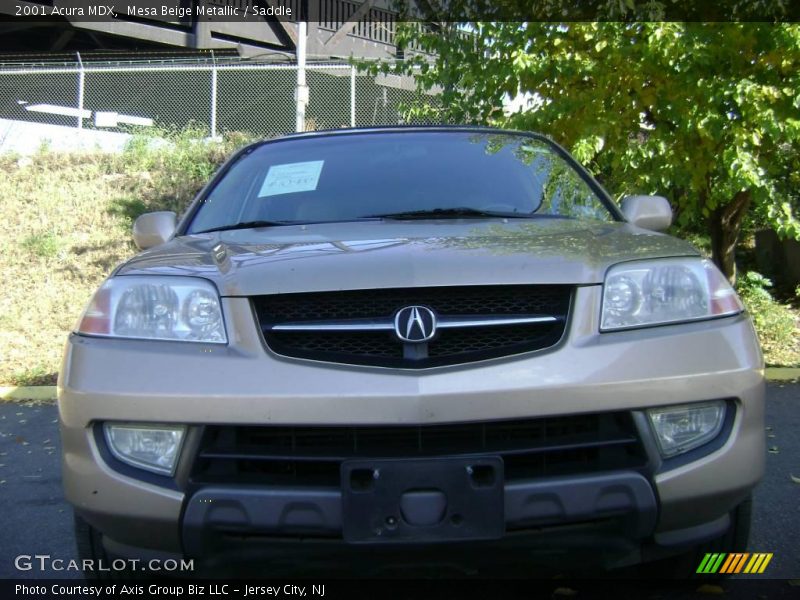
[116,219,700,296]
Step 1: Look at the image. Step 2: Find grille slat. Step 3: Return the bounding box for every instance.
[197,435,637,464]
[253,285,571,368]
[191,414,647,487]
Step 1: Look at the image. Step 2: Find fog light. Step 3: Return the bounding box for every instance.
[104,423,185,475]
[647,401,726,458]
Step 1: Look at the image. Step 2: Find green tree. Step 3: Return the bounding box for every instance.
[380,20,800,281]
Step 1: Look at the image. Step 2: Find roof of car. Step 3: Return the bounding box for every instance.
[278,124,548,140]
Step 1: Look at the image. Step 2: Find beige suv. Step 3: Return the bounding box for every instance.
[59,127,764,577]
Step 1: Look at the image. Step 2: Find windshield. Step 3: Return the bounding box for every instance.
[185,131,615,234]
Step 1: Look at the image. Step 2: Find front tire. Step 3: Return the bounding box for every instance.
[73,512,138,580]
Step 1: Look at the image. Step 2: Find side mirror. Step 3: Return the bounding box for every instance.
[133,211,177,249]
[620,195,672,232]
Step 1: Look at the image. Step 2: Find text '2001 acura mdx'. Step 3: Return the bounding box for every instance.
[59,127,764,578]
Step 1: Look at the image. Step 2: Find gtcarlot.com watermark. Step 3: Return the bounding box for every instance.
[14,554,194,574]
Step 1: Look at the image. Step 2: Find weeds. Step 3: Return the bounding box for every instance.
[22,231,63,259]
[11,366,58,387]
[0,127,254,385]
[737,272,800,367]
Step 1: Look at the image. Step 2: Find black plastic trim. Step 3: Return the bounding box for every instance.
[187,410,649,493]
[181,471,657,553]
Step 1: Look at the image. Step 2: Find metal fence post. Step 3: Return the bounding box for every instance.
[350,65,356,127]
[295,21,309,132]
[210,51,218,139]
[76,52,85,131]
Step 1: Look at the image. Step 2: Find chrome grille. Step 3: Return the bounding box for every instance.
[253,285,571,368]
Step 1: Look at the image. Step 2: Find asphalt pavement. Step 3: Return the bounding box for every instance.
[0,384,797,597]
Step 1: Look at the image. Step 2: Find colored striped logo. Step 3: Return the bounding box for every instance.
[696,553,773,574]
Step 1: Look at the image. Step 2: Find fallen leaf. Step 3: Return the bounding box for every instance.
[696,584,725,595]
[791,474,800,484]
[768,446,780,454]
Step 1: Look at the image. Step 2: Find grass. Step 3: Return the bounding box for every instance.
[0,127,254,385]
[736,272,800,368]
[0,128,797,384]
[22,231,63,259]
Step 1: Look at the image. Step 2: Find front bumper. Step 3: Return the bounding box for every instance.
[181,471,657,550]
[58,286,765,565]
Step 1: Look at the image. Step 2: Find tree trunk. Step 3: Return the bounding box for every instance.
[708,190,752,283]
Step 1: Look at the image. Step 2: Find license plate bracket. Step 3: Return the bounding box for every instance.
[341,456,504,543]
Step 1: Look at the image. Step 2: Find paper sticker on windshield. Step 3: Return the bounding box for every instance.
[258,160,324,197]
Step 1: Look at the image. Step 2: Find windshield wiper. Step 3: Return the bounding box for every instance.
[366,207,535,220]
[193,220,296,234]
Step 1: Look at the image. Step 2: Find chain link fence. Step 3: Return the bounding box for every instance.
[0,56,441,144]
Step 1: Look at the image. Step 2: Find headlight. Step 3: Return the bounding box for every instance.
[601,258,742,331]
[103,423,186,475]
[76,276,226,343]
[647,401,726,458]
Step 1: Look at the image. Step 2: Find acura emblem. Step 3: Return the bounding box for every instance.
[394,306,437,343]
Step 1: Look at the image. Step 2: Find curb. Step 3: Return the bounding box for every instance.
[1,369,799,403]
[765,367,800,382]
[0,386,58,402]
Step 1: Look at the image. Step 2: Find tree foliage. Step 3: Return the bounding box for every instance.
[375,19,800,280]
